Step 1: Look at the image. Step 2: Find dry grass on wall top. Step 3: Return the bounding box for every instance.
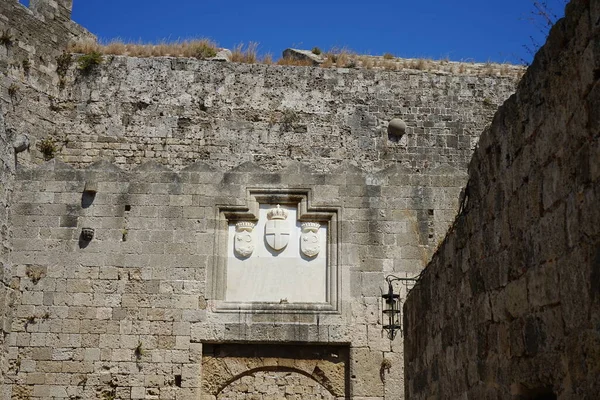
[68,38,220,59]
[67,38,525,77]
[230,42,259,64]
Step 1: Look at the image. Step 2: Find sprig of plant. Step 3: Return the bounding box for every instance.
[22,58,31,74]
[187,40,217,59]
[101,389,116,400]
[56,52,72,88]
[0,29,12,46]
[231,42,258,64]
[8,83,18,98]
[26,266,46,283]
[520,0,568,63]
[38,137,57,160]
[77,52,103,73]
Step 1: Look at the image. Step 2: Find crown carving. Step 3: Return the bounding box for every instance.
[235,221,255,231]
[301,222,320,232]
[267,205,288,220]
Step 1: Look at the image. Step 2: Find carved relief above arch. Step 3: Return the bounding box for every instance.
[202,344,348,399]
[217,367,336,399]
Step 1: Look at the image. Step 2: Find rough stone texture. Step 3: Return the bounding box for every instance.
[0,107,14,400]
[404,0,600,399]
[0,2,92,397]
[282,48,326,65]
[211,49,233,62]
[0,1,526,399]
[217,370,334,400]
[11,52,519,174]
[4,158,466,399]
[0,0,93,94]
[202,343,347,398]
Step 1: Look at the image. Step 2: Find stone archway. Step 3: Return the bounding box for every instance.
[217,367,335,399]
[202,343,348,399]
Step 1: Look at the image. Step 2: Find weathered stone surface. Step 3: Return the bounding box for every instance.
[219,369,335,399]
[282,48,326,65]
[211,48,232,62]
[0,104,13,400]
[5,157,470,399]
[4,43,518,174]
[202,344,348,397]
[404,0,600,399]
[0,1,525,399]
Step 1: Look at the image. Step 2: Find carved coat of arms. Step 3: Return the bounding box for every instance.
[234,221,255,258]
[265,205,290,251]
[301,222,321,257]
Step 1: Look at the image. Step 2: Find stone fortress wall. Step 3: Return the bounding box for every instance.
[0,0,524,399]
[0,106,13,399]
[0,0,93,394]
[404,0,600,398]
[14,45,521,173]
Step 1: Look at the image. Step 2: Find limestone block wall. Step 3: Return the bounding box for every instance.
[0,1,91,394]
[0,1,525,399]
[1,0,521,179]
[0,0,92,92]
[218,370,334,400]
[202,343,348,399]
[0,108,14,399]
[403,0,600,398]
[19,57,520,173]
[4,158,466,399]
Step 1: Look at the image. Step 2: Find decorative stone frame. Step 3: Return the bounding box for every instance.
[202,343,349,398]
[211,188,341,313]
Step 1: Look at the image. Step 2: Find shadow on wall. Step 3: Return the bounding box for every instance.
[511,384,557,400]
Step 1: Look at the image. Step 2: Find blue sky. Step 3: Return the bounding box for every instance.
[30,0,568,64]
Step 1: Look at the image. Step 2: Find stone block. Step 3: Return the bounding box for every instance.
[527,262,560,309]
[349,348,384,397]
[504,278,528,320]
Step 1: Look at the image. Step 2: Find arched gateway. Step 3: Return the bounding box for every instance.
[202,344,348,399]
[217,367,336,399]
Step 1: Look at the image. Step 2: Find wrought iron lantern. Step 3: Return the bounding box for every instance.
[382,275,417,340]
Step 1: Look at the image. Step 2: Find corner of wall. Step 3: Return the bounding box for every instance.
[29,0,73,21]
[0,104,14,400]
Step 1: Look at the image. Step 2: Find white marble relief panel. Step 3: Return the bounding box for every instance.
[225,204,327,303]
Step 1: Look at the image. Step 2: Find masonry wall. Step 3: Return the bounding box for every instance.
[5,159,465,399]
[0,1,92,395]
[403,0,600,398]
[0,0,92,92]
[0,1,526,399]
[14,55,522,173]
[0,106,14,400]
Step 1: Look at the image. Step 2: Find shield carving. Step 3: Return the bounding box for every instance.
[265,205,290,251]
[234,221,255,258]
[301,222,320,257]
